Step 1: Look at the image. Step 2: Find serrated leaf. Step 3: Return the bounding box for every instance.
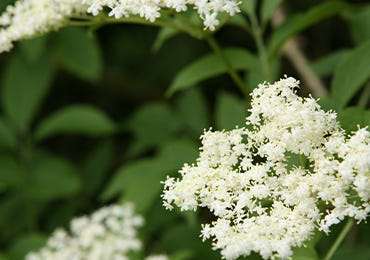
[330,40,370,109]
[35,105,115,141]
[216,92,247,130]
[261,0,283,25]
[126,103,179,156]
[176,88,209,136]
[166,48,258,96]
[310,49,350,77]
[1,51,53,131]
[268,2,350,58]
[53,27,102,81]
[29,155,81,201]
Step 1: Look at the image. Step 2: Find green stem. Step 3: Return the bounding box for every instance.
[248,11,271,81]
[323,219,354,260]
[67,14,204,39]
[206,36,250,96]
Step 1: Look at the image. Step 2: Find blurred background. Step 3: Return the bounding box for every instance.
[0,0,369,259]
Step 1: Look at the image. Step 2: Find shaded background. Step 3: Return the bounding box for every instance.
[0,0,370,259]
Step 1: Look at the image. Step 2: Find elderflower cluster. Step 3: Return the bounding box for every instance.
[162,77,370,260]
[82,0,240,30]
[0,0,240,53]
[0,0,88,53]
[26,203,149,260]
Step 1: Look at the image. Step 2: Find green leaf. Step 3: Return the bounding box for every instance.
[157,139,198,169]
[161,224,220,259]
[19,36,47,62]
[8,233,47,260]
[310,49,350,77]
[152,27,179,52]
[240,0,257,14]
[34,105,115,141]
[126,103,179,156]
[245,57,281,89]
[292,246,319,260]
[1,51,53,131]
[53,27,102,81]
[226,15,250,32]
[176,88,209,136]
[166,48,258,96]
[171,250,194,260]
[0,117,16,150]
[216,92,247,130]
[261,0,283,25]
[337,107,370,133]
[101,158,171,213]
[0,252,8,260]
[331,245,370,260]
[81,140,114,195]
[345,4,370,44]
[0,154,23,190]
[102,139,196,211]
[29,155,81,201]
[330,40,370,109]
[0,195,28,241]
[268,2,349,58]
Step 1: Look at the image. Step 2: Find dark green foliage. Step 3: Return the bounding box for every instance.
[0,1,369,259]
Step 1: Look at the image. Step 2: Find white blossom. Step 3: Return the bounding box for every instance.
[145,254,169,260]
[26,203,145,260]
[0,0,241,53]
[162,77,370,260]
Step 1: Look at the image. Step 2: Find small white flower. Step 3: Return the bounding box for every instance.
[162,77,370,260]
[26,203,144,260]
[0,0,241,53]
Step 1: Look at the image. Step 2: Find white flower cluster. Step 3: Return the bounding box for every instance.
[0,0,240,53]
[0,0,88,53]
[83,0,240,30]
[26,203,145,260]
[162,77,370,260]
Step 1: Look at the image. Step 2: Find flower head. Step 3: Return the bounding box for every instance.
[0,0,241,53]
[26,203,144,260]
[162,77,370,260]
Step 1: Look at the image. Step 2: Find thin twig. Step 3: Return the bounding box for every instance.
[271,7,328,97]
[206,36,250,96]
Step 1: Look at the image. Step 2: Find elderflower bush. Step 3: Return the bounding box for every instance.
[0,0,240,52]
[26,203,168,260]
[162,77,370,260]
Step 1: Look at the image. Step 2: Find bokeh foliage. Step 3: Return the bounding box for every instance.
[0,0,370,259]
